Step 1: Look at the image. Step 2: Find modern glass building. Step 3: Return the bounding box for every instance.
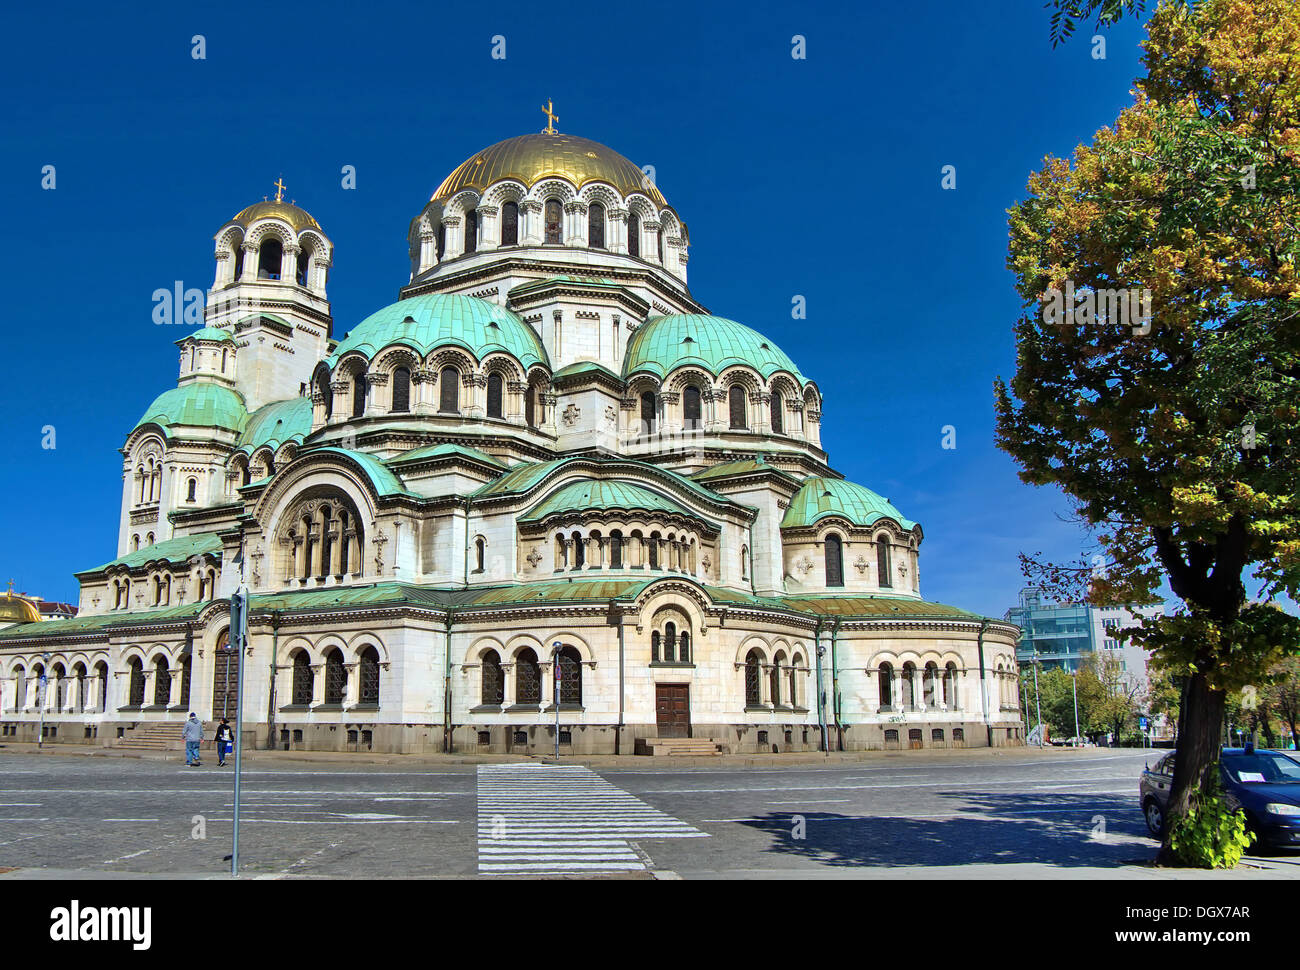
[1004,588,1097,673]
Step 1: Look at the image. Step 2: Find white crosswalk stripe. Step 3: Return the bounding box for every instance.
[476,763,707,874]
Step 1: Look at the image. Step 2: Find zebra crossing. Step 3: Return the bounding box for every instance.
[476,763,707,874]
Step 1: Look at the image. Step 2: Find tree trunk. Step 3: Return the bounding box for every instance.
[1157,671,1226,865]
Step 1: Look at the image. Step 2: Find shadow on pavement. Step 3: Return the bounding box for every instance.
[739,790,1155,869]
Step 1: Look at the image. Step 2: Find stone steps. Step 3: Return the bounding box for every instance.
[635,737,728,756]
[115,723,182,750]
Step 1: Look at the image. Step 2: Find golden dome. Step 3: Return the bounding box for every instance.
[431,133,666,207]
[0,593,42,626]
[228,200,321,233]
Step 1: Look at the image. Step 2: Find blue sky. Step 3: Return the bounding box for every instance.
[0,0,1159,616]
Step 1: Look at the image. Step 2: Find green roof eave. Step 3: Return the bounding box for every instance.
[76,533,224,577]
[307,447,417,499]
[385,443,507,470]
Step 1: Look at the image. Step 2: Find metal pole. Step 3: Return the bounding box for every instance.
[1033,656,1043,747]
[552,641,561,760]
[231,589,248,877]
[1072,669,1081,743]
[223,650,230,719]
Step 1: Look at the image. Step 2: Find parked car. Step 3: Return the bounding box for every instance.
[1140,747,1300,850]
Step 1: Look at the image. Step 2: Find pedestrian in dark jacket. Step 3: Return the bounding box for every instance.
[215,718,234,766]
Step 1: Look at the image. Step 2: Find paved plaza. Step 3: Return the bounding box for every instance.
[1,746,1297,879]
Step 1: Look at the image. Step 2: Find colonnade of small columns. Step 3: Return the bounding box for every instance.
[415,196,687,282]
[873,662,964,713]
[281,506,364,587]
[212,236,330,294]
[621,385,815,443]
[550,527,701,574]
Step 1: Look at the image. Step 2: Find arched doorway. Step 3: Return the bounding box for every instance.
[212,629,239,718]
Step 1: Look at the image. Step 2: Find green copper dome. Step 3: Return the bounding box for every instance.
[782,476,916,531]
[175,326,234,345]
[623,314,806,382]
[328,293,549,371]
[521,479,699,524]
[237,397,312,454]
[133,382,248,436]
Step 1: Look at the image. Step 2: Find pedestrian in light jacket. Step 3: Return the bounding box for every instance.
[182,713,203,766]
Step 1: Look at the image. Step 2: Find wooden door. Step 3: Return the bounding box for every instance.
[655,684,690,738]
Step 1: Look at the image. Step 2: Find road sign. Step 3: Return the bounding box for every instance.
[1139,716,1149,730]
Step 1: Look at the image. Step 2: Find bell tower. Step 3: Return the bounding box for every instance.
[206,183,334,412]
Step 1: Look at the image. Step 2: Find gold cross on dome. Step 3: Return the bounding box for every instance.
[5,578,13,600]
[273,177,286,203]
[541,99,559,134]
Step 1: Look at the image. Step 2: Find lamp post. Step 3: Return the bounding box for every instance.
[37,651,51,750]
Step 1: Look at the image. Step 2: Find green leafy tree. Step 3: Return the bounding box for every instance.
[997,0,1300,865]
[1146,665,1183,740]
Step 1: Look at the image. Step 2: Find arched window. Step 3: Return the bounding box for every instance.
[13,665,25,711]
[679,630,691,663]
[790,654,803,707]
[52,663,66,710]
[232,242,244,281]
[316,371,332,420]
[588,202,605,248]
[729,385,747,429]
[186,478,197,502]
[291,652,313,706]
[664,622,677,663]
[557,646,582,706]
[516,649,540,705]
[481,650,503,706]
[544,199,562,244]
[525,386,536,428]
[475,536,485,573]
[391,367,411,413]
[771,654,784,706]
[95,661,108,711]
[179,652,191,707]
[744,650,763,707]
[486,372,504,418]
[627,212,640,257]
[770,391,784,433]
[924,662,939,708]
[683,385,702,430]
[352,373,366,417]
[222,348,229,371]
[657,228,664,263]
[639,391,656,435]
[571,532,585,569]
[609,530,624,569]
[257,238,283,279]
[651,631,661,662]
[825,533,844,588]
[877,536,892,587]
[296,249,309,285]
[153,657,170,706]
[944,662,959,710]
[74,662,87,712]
[902,663,917,708]
[436,222,446,260]
[464,209,478,253]
[128,657,145,707]
[878,663,894,708]
[741,545,748,580]
[439,366,459,413]
[647,533,660,569]
[501,201,519,246]
[358,646,380,706]
[324,648,346,705]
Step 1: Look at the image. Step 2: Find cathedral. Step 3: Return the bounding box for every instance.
[0,113,1023,754]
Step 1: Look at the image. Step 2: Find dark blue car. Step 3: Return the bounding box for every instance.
[1141,747,1300,851]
